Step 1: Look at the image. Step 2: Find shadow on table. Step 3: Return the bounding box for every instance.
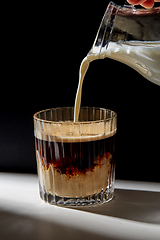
[0,189,160,240]
[75,189,160,224]
[0,210,109,240]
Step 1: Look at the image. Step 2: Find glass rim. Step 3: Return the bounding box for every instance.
[33,106,117,124]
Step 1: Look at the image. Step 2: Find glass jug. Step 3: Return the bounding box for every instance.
[88,2,160,86]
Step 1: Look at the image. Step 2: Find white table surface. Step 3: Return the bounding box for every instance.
[0,173,160,240]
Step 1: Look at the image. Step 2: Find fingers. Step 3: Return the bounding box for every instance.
[141,0,155,8]
[127,0,155,8]
[127,0,144,5]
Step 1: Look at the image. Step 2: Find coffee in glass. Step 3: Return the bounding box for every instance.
[34,107,117,206]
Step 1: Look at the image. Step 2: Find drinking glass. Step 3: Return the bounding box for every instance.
[34,107,117,206]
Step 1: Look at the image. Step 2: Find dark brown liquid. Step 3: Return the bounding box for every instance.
[35,134,116,177]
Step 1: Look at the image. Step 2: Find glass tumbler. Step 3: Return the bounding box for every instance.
[33,107,117,206]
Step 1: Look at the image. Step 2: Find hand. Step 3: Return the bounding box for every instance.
[127,0,160,8]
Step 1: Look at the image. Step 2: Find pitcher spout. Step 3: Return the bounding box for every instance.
[87,2,160,86]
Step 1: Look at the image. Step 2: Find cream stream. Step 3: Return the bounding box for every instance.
[74,41,160,122]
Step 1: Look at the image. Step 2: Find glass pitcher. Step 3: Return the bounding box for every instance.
[88,2,160,86]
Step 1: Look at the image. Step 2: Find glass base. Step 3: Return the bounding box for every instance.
[39,184,114,207]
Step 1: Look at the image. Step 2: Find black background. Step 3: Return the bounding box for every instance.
[1,1,160,182]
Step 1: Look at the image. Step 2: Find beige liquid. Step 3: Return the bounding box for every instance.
[73,54,98,122]
[74,41,160,122]
[37,151,112,198]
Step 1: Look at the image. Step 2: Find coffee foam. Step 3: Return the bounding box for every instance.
[34,120,117,142]
[46,130,116,142]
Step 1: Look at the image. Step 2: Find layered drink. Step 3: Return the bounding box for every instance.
[34,107,117,206]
